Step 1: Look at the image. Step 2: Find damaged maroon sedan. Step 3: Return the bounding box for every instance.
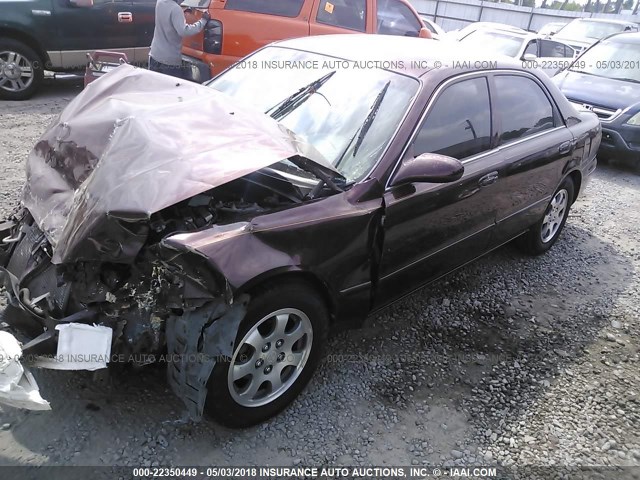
[0,35,600,427]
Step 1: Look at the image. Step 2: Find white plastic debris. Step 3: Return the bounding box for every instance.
[0,331,51,410]
[36,323,112,371]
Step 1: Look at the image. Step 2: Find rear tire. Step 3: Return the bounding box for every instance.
[204,280,329,428]
[0,38,44,100]
[516,177,574,255]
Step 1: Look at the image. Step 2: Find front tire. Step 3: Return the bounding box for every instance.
[204,281,329,427]
[0,38,44,100]
[516,177,574,255]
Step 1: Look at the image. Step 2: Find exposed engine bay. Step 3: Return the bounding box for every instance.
[0,65,348,418]
[0,168,318,417]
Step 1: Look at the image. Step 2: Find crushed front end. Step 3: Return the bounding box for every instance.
[0,208,249,418]
[0,64,332,419]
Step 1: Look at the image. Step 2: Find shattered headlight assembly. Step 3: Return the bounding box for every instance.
[625,111,640,126]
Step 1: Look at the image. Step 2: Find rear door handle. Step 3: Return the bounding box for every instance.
[558,140,573,154]
[118,12,133,23]
[478,171,499,187]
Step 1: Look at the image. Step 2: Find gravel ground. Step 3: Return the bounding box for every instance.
[0,80,639,478]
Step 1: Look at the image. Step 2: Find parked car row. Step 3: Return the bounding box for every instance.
[180,0,431,82]
[0,0,432,99]
[553,32,640,165]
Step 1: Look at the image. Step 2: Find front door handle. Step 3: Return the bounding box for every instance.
[118,12,133,23]
[478,171,499,187]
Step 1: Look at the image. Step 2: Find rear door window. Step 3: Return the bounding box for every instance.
[414,77,492,160]
[224,0,305,17]
[316,0,366,32]
[377,0,422,37]
[539,39,574,58]
[493,75,555,145]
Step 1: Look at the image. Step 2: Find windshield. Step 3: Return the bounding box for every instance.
[570,40,640,82]
[207,47,419,183]
[556,20,628,40]
[459,31,525,58]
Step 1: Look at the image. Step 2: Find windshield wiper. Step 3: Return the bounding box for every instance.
[335,81,391,170]
[265,71,336,121]
[287,155,346,196]
[569,69,597,76]
[611,77,640,84]
[352,81,390,157]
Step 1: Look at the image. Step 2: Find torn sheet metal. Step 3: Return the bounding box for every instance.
[35,324,112,371]
[166,295,248,420]
[22,64,335,265]
[0,331,51,411]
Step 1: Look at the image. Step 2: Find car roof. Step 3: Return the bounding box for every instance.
[605,31,640,43]
[461,21,525,31]
[460,29,573,45]
[569,17,637,26]
[273,34,525,78]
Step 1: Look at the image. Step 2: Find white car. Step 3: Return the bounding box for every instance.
[458,29,577,76]
[538,21,568,37]
[443,21,526,42]
[552,18,639,52]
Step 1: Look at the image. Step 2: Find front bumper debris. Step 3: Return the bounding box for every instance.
[166,295,248,420]
[0,331,50,410]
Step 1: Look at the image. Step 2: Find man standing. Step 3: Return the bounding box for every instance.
[149,0,210,80]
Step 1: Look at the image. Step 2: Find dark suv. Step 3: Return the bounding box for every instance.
[553,32,640,166]
[0,0,156,100]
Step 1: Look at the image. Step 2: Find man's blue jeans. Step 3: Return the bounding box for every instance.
[149,56,190,80]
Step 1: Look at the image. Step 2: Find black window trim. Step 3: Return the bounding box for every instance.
[315,0,367,33]
[385,70,568,191]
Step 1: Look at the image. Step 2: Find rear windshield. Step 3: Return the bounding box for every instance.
[224,0,305,17]
[556,20,631,40]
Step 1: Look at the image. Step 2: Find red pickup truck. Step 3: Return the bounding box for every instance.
[181,0,430,82]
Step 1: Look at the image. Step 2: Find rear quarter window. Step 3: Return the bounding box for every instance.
[494,75,555,144]
[224,0,305,17]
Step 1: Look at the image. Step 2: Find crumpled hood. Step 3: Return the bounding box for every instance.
[22,65,332,264]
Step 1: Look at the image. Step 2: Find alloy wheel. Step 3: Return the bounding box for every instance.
[0,51,35,93]
[228,308,313,407]
[541,188,568,243]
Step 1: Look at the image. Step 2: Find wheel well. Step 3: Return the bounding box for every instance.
[0,29,49,65]
[239,272,337,324]
[567,170,582,204]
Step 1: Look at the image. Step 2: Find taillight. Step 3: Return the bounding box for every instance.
[203,19,223,54]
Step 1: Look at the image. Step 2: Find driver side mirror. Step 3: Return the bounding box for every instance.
[390,153,464,188]
[522,53,537,61]
[69,0,94,7]
[419,27,433,39]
